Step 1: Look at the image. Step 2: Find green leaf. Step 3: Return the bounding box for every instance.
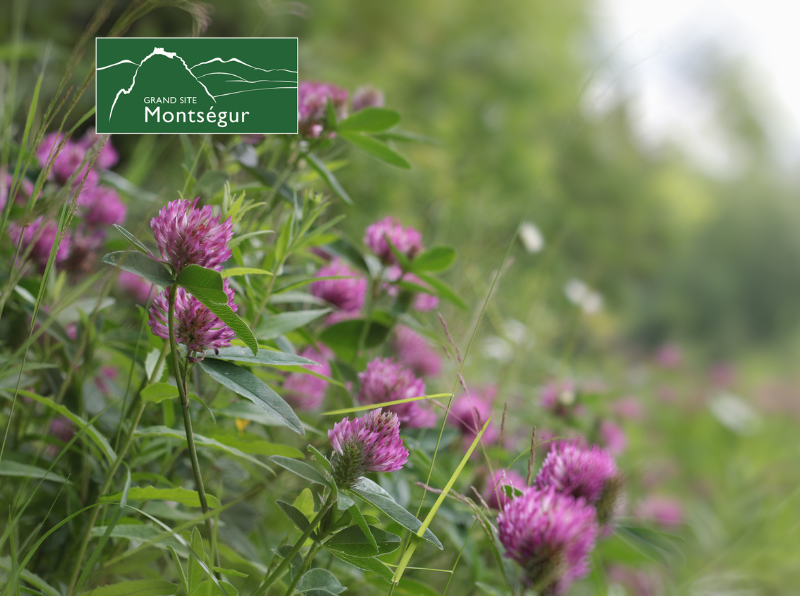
[254,309,331,341]
[319,317,392,362]
[330,551,393,582]
[303,153,353,205]
[176,265,228,304]
[113,225,150,254]
[339,132,411,169]
[307,445,331,472]
[411,246,456,273]
[0,461,70,484]
[349,479,442,549]
[270,455,329,486]
[415,272,468,310]
[141,382,184,404]
[89,524,163,542]
[79,580,177,596]
[336,491,354,511]
[206,430,304,458]
[347,504,377,555]
[0,556,60,596]
[327,525,400,557]
[294,488,317,519]
[205,346,318,367]
[276,501,311,532]
[135,426,274,472]
[200,301,258,357]
[188,527,205,596]
[196,359,303,435]
[296,569,346,595]
[221,267,273,278]
[194,581,238,596]
[212,568,247,579]
[100,486,221,509]
[17,390,117,464]
[168,546,189,596]
[339,108,401,133]
[103,251,175,286]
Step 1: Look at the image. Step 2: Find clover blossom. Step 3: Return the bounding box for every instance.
[328,408,408,489]
[364,217,423,265]
[535,440,624,527]
[148,279,237,360]
[8,217,70,272]
[352,86,385,111]
[391,326,442,378]
[283,346,332,411]
[77,186,127,228]
[298,81,349,138]
[150,197,233,273]
[484,468,527,510]
[498,486,598,594]
[309,258,367,313]
[448,387,499,447]
[357,357,435,428]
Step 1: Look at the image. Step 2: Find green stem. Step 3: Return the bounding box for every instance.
[255,495,334,596]
[167,283,218,569]
[284,542,322,596]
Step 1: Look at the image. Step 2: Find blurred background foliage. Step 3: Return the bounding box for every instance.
[3,0,800,592]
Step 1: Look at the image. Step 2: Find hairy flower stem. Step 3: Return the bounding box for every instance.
[255,495,334,596]
[167,283,218,569]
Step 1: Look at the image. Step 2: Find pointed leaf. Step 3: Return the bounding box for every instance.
[206,346,318,367]
[0,461,70,484]
[304,153,353,205]
[327,525,400,557]
[196,358,302,434]
[254,309,331,341]
[350,479,441,549]
[339,132,411,169]
[330,551,393,582]
[113,225,150,254]
[296,569,346,595]
[339,108,401,133]
[103,252,174,286]
[276,501,311,532]
[411,247,456,273]
[199,301,258,357]
[176,264,228,304]
[270,455,329,486]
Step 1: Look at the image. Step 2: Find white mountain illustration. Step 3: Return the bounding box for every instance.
[98,47,298,120]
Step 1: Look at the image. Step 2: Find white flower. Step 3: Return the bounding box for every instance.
[564,279,604,314]
[519,221,545,253]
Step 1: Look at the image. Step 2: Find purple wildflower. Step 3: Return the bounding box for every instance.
[352,86,385,111]
[498,486,599,594]
[611,397,643,420]
[328,408,409,488]
[385,267,440,311]
[148,279,237,360]
[8,217,70,272]
[1,171,33,210]
[118,270,154,303]
[283,346,333,411]
[535,440,624,527]
[363,217,423,265]
[607,566,664,596]
[36,132,98,187]
[634,496,683,528]
[654,343,682,369]
[62,228,104,277]
[357,357,435,428]
[298,82,349,138]
[448,387,499,447]
[484,468,527,510]
[391,326,442,377]
[77,185,127,228]
[78,129,119,170]
[599,420,627,455]
[150,197,233,273]
[309,258,367,313]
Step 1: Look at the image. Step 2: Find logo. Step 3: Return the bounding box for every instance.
[95,37,298,134]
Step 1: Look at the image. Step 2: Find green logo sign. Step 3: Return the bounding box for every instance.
[95,37,298,134]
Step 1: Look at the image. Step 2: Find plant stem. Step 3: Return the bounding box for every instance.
[167,283,218,569]
[284,542,322,596]
[255,495,334,596]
